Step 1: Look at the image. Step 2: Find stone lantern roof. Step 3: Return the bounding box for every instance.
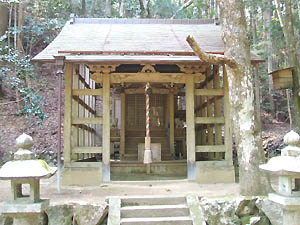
[260,130,300,176]
[0,133,56,179]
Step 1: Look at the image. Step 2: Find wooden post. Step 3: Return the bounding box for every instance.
[72,65,79,161]
[207,66,214,160]
[120,92,126,160]
[102,73,111,182]
[223,66,233,161]
[64,63,73,165]
[186,74,196,180]
[169,92,175,158]
[78,65,84,160]
[213,65,222,160]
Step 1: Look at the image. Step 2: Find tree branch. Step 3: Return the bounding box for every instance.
[186,35,236,67]
[171,0,194,19]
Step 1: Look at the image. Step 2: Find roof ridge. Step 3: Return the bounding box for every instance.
[73,18,215,25]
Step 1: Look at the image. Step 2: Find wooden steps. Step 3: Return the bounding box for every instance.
[107,194,205,225]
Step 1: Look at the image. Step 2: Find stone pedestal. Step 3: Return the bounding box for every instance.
[138,143,161,162]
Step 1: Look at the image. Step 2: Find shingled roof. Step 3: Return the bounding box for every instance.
[33,18,262,63]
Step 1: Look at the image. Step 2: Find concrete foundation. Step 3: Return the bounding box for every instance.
[62,167,102,186]
[111,161,187,177]
[196,161,235,184]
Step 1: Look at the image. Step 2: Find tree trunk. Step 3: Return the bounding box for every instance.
[119,0,124,17]
[275,0,300,132]
[217,0,272,195]
[8,4,12,46]
[0,2,9,97]
[105,0,112,16]
[17,1,25,53]
[263,0,275,117]
[139,0,150,18]
[0,3,9,36]
[286,89,292,129]
[81,0,87,17]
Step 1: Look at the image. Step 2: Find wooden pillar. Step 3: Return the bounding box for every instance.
[207,67,214,160]
[102,73,110,182]
[223,66,233,161]
[78,66,84,160]
[186,74,196,180]
[71,65,79,161]
[64,63,73,165]
[169,93,175,157]
[120,93,126,160]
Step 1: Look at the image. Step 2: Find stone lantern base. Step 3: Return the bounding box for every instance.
[0,199,49,225]
[269,193,300,225]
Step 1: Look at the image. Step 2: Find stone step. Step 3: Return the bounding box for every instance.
[120,216,193,225]
[121,205,190,218]
[121,195,186,206]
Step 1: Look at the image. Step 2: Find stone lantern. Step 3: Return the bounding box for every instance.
[0,133,56,225]
[260,130,300,225]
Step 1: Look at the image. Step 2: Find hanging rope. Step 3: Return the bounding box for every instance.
[145,83,150,138]
[144,82,152,166]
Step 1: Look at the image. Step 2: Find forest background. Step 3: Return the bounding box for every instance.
[0,0,299,162]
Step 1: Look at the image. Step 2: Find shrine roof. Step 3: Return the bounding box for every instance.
[33,18,262,63]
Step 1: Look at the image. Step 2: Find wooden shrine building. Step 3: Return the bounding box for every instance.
[33,17,262,185]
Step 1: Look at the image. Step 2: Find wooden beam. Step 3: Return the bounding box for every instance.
[72,96,96,115]
[64,63,73,164]
[72,124,96,134]
[196,145,225,153]
[72,89,103,96]
[102,73,111,182]
[125,88,170,95]
[195,117,225,124]
[72,147,103,154]
[90,72,205,84]
[186,74,196,180]
[194,89,224,96]
[195,96,223,112]
[72,117,103,124]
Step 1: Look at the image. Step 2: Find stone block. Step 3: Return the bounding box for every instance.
[46,204,74,225]
[62,167,102,186]
[0,214,12,225]
[138,143,161,162]
[74,204,108,225]
[195,161,235,184]
[256,198,282,225]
